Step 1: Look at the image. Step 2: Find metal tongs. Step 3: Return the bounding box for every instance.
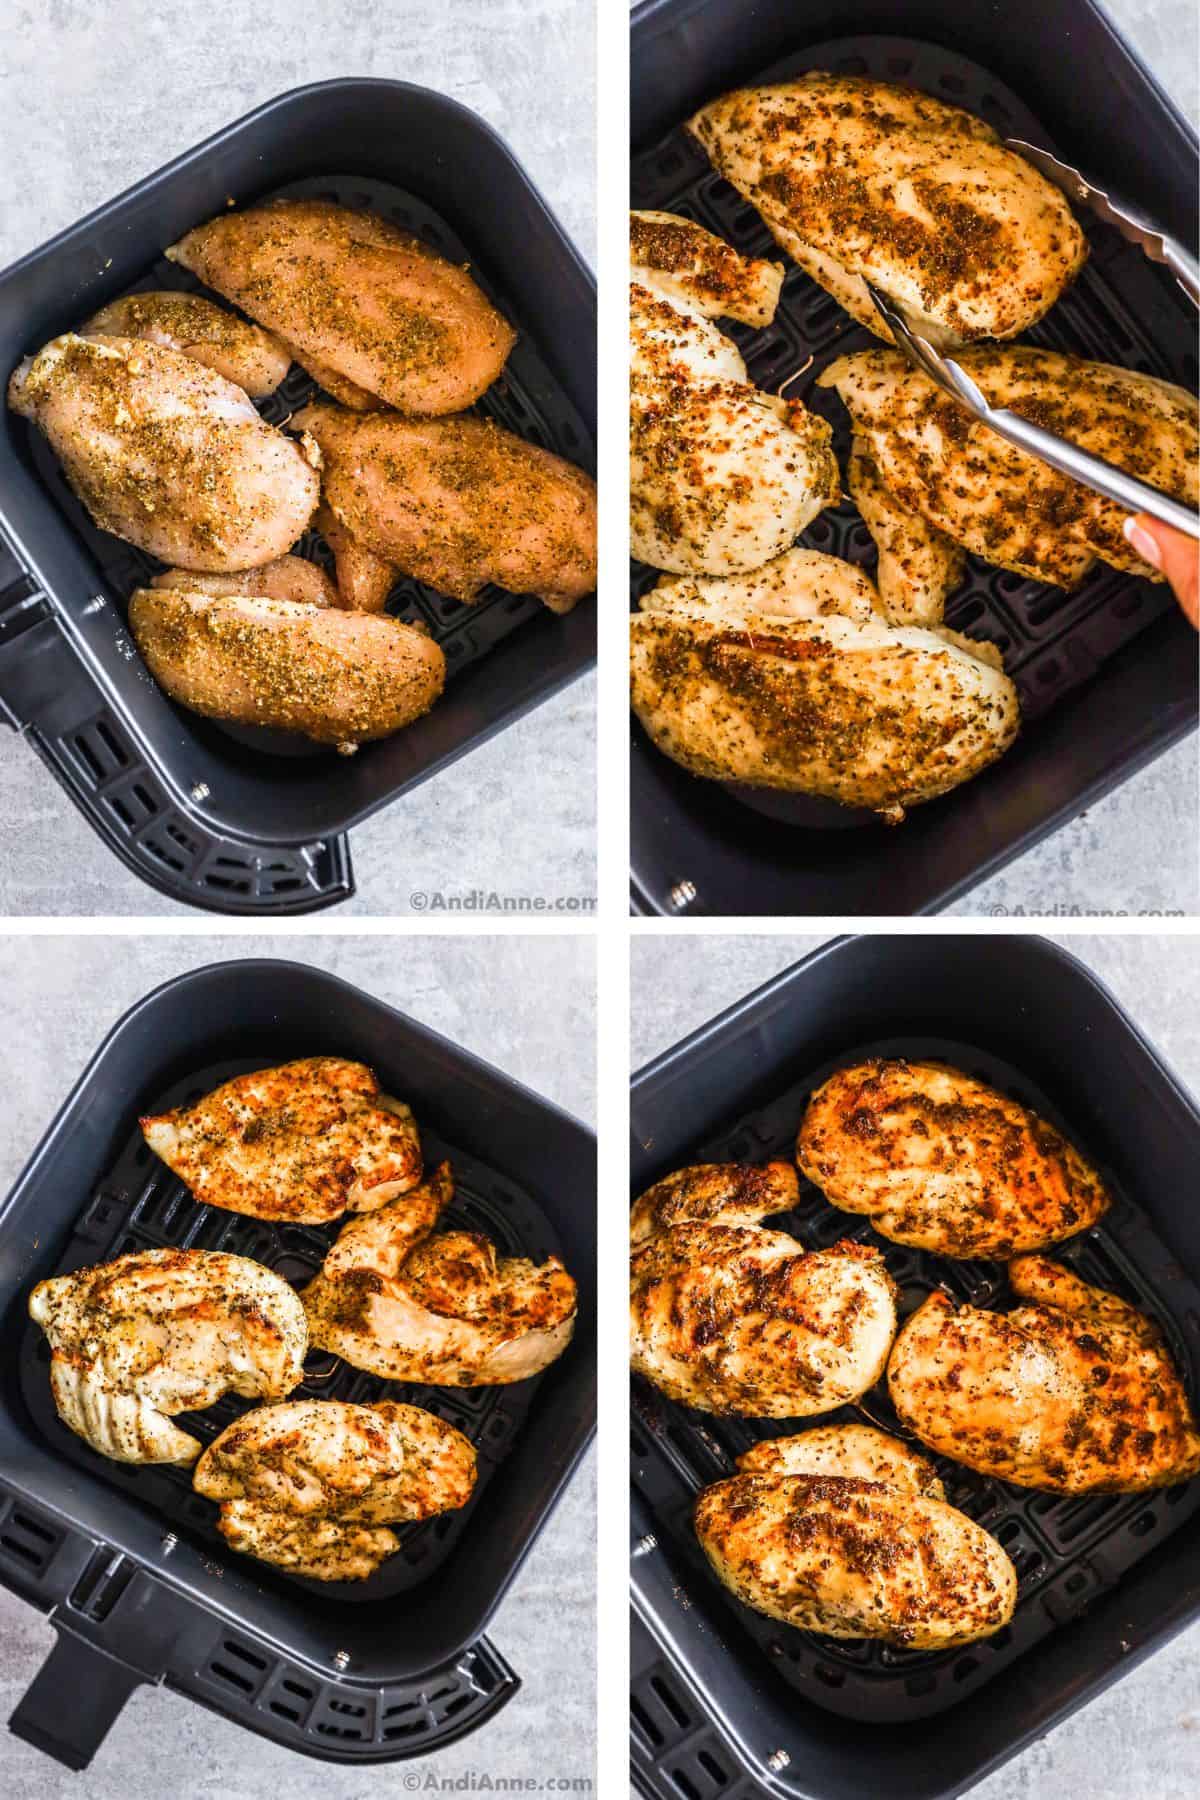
[865,141,1200,540]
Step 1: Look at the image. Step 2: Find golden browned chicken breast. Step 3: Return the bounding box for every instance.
[293,403,597,613]
[695,1423,1017,1648]
[846,437,966,624]
[81,291,292,397]
[303,1162,577,1385]
[797,1059,1112,1259]
[194,1399,476,1580]
[630,271,838,576]
[688,75,1087,345]
[167,199,515,415]
[8,334,320,570]
[128,588,445,751]
[630,210,784,327]
[888,1259,1200,1493]
[630,1162,898,1415]
[315,502,397,611]
[819,348,1200,609]
[630,556,1019,821]
[140,1057,422,1224]
[152,555,338,607]
[28,1249,307,1465]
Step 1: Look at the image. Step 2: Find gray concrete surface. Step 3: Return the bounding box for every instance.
[631,931,1200,1798]
[0,0,595,917]
[0,934,596,1796]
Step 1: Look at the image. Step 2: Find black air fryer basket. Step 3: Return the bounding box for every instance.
[629,934,1200,1800]
[0,81,596,914]
[630,0,1199,916]
[0,960,596,1769]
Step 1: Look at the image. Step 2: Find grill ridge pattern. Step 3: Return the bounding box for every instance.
[631,1034,1200,1723]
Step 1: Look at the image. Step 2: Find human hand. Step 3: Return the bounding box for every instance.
[1123,514,1199,627]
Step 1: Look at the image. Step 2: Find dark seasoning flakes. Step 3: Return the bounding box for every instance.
[631,1031,1200,1721]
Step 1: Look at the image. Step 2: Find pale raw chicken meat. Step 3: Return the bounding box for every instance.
[81,291,292,397]
[152,555,338,607]
[168,199,515,414]
[7,333,319,570]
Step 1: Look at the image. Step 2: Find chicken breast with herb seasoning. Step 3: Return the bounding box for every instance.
[630,1162,898,1415]
[630,553,1019,820]
[293,402,597,613]
[81,290,292,398]
[140,1057,423,1224]
[889,1260,1200,1493]
[129,586,444,751]
[797,1059,1112,1258]
[7,333,320,570]
[167,198,515,415]
[820,347,1200,610]
[695,1423,1017,1648]
[194,1399,476,1580]
[688,75,1087,346]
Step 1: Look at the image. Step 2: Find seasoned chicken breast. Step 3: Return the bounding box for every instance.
[7,334,320,570]
[630,210,784,327]
[798,1059,1111,1259]
[695,1424,1017,1648]
[820,348,1200,607]
[28,1249,307,1465]
[889,1259,1200,1493]
[688,75,1087,346]
[293,403,597,614]
[630,271,838,575]
[846,436,965,624]
[81,291,292,398]
[152,555,338,608]
[303,1162,577,1385]
[630,1162,898,1415]
[128,588,445,751]
[315,501,397,612]
[194,1399,476,1580]
[141,1057,422,1224]
[630,556,1019,820]
[168,199,515,415]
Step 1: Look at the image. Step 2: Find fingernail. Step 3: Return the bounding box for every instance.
[1123,517,1163,569]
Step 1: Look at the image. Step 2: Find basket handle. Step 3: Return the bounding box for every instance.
[9,1628,142,1770]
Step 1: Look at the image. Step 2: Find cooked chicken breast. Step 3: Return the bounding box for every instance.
[303,1162,577,1385]
[630,1162,898,1415]
[141,1057,422,1224]
[152,555,338,608]
[194,1399,476,1579]
[688,75,1087,346]
[695,1424,1017,1648]
[846,436,965,624]
[7,334,320,570]
[81,291,292,398]
[820,348,1200,607]
[630,271,838,575]
[28,1249,306,1465]
[167,199,515,415]
[798,1059,1111,1259]
[630,556,1019,820]
[315,501,397,612]
[630,210,784,327]
[646,546,881,626]
[128,588,445,751]
[889,1258,1200,1493]
[294,403,597,613]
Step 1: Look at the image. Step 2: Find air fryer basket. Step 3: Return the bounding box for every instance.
[630,0,1199,917]
[0,960,596,1768]
[629,935,1200,1800]
[0,81,596,914]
